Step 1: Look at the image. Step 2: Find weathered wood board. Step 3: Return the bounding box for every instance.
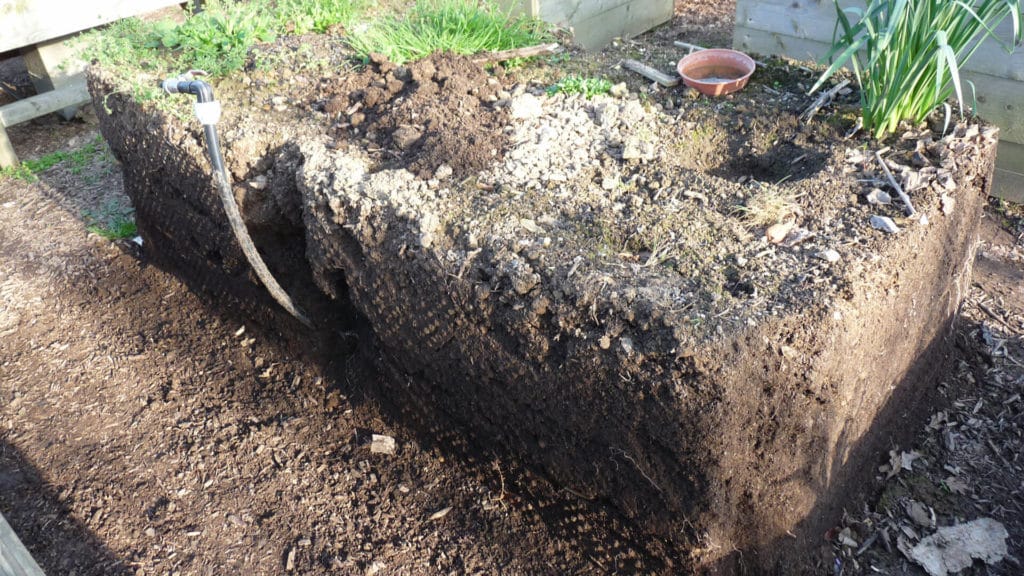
[0,0,182,53]
[0,511,45,576]
[0,0,181,166]
[994,141,1024,203]
[507,0,673,49]
[733,0,1024,201]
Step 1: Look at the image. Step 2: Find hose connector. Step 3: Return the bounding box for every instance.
[161,71,220,125]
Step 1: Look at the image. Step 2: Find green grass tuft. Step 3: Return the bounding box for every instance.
[0,135,108,183]
[84,200,138,240]
[546,75,612,98]
[346,0,550,64]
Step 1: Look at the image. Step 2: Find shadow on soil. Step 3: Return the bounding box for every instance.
[710,317,978,575]
[0,440,130,575]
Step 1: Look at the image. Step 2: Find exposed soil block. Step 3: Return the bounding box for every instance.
[88,45,998,572]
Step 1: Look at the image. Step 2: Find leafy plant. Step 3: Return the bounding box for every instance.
[811,0,1023,138]
[546,75,612,98]
[346,0,550,64]
[82,0,367,78]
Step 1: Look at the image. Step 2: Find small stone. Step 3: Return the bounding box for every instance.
[594,102,619,127]
[509,93,543,119]
[941,193,955,215]
[866,188,892,205]
[599,335,612,350]
[434,164,453,180]
[870,215,900,234]
[392,126,422,150]
[285,547,296,571]
[609,82,628,98]
[145,527,156,537]
[621,137,654,161]
[766,222,794,244]
[519,219,541,233]
[735,254,748,267]
[620,337,634,355]
[816,249,841,263]
[370,434,397,454]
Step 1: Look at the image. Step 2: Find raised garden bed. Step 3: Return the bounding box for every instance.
[88,31,998,572]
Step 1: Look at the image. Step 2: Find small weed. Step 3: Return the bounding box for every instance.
[84,200,138,240]
[0,164,36,182]
[546,75,612,99]
[732,187,801,227]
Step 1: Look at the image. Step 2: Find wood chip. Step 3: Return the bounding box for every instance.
[428,506,452,521]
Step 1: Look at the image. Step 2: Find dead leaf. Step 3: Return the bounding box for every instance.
[907,518,1008,576]
[905,499,933,529]
[838,527,859,548]
[944,476,969,495]
[900,450,921,472]
[927,411,947,429]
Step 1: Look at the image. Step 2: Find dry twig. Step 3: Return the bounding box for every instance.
[621,59,680,87]
[800,79,850,123]
[875,150,917,217]
[471,43,561,64]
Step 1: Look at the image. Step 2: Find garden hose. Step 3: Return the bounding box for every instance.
[161,74,312,328]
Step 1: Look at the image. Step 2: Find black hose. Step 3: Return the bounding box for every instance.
[164,77,312,328]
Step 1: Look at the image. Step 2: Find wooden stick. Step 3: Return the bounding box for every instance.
[621,59,680,87]
[673,40,706,53]
[471,43,561,64]
[875,150,917,217]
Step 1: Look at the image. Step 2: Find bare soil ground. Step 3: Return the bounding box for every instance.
[2,1,1023,574]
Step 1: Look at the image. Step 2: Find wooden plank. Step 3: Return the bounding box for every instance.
[21,35,88,121]
[733,25,833,64]
[992,167,1024,203]
[961,71,1024,144]
[0,0,183,53]
[0,511,46,576]
[0,79,90,129]
[735,0,1024,80]
[536,0,641,30]
[0,125,16,168]
[569,0,672,50]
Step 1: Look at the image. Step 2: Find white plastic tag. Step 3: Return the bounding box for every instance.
[194,100,222,125]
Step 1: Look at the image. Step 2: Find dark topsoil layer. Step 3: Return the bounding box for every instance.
[88,34,999,573]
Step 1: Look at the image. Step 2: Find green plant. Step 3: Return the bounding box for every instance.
[276,0,364,34]
[84,201,138,240]
[147,0,280,76]
[546,75,612,98]
[811,0,1022,138]
[82,0,367,78]
[346,0,550,64]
